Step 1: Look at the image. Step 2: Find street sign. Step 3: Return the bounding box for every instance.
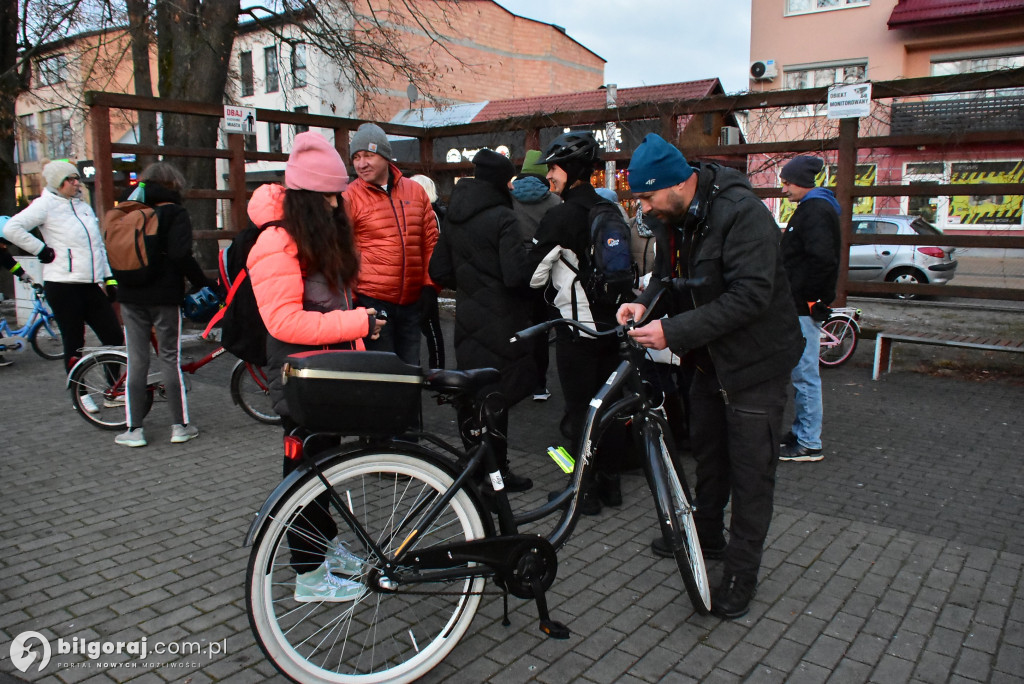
[827,83,872,119]
[224,105,257,135]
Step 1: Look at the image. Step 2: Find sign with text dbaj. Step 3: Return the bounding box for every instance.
[224,105,257,135]
[827,83,872,120]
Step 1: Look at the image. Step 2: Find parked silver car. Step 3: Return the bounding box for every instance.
[849,214,957,298]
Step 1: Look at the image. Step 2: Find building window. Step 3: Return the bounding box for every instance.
[931,53,1024,98]
[786,0,869,15]
[265,46,279,93]
[40,108,73,159]
[294,106,309,134]
[783,62,867,116]
[18,114,39,162]
[291,43,307,88]
[269,122,282,154]
[240,51,254,97]
[36,54,68,87]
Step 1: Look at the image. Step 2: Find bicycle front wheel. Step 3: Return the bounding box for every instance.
[819,317,858,367]
[229,360,281,425]
[647,425,711,614]
[69,352,152,430]
[247,452,487,684]
[30,319,63,360]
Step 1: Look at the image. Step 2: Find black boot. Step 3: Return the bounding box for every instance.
[595,472,622,507]
[579,486,602,516]
[500,468,533,493]
[711,574,756,619]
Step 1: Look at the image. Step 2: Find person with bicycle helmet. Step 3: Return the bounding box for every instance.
[528,131,629,515]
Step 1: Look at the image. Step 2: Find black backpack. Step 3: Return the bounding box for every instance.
[561,200,637,319]
[202,221,271,365]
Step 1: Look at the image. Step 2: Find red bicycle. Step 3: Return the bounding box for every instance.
[67,342,279,429]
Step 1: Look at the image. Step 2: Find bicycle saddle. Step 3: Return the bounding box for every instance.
[425,368,501,393]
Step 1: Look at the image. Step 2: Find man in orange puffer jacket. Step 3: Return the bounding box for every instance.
[343,122,440,366]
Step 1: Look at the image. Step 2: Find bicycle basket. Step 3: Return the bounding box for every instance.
[282,350,423,435]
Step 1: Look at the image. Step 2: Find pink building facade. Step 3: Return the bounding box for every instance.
[748,0,1024,234]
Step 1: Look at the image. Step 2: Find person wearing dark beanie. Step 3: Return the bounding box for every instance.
[429,148,535,493]
[618,133,803,620]
[778,155,841,466]
[472,148,515,190]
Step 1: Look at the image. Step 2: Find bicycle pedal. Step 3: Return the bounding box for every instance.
[539,619,570,640]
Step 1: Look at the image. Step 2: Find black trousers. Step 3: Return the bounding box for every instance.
[43,281,123,373]
[690,368,789,582]
[281,416,339,574]
[555,333,627,475]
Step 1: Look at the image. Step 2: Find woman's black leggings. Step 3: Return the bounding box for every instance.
[43,281,124,373]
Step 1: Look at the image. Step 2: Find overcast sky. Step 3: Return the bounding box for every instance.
[493,0,753,94]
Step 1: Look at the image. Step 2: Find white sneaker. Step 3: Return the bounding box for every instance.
[170,424,199,443]
[80,395,100,414]
[103,395,125,408]
[533,388,551,402]
[115,428,147,447]
[294,563,364,603]
[325,538,365,577]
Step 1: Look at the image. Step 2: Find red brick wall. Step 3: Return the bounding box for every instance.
[353,0,605,120]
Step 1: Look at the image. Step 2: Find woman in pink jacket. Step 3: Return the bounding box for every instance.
[246,132,384,603]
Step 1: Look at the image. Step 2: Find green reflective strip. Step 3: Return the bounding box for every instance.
[547,446,575,474]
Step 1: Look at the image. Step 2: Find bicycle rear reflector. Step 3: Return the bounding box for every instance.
[283,434,303,461]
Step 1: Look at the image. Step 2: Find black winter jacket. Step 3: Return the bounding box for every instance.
[640,164,803,397]
[116,183,211,306]
[780,193,841,315]
[429,178,536,404]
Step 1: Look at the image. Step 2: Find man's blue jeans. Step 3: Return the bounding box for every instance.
[790,315,823,450]
[357,293,423,367]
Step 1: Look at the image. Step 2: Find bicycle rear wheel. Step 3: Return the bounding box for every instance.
[69,352,152,430]
[646,423,711,614]
[819,317,858,367]
[247,452,487,684]
[229,360,281,425]
[30,319,63,360]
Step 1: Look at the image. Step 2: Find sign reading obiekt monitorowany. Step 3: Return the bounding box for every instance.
[223,105,257,135]
[827,83,872,120]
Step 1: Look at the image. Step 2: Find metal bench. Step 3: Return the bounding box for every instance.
[872,328,1024,380]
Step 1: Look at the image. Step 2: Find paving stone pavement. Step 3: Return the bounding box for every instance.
[1,312,1023,684]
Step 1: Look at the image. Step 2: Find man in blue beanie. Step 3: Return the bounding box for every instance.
[778,156,841,463]
[617,133,803,619]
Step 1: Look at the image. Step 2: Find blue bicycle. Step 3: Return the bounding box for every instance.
[0,281,64,360]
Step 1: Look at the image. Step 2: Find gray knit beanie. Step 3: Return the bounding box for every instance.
[350,123,393,160]
[43,160,79,191]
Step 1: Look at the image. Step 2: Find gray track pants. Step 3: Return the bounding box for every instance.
[121,303,189,429]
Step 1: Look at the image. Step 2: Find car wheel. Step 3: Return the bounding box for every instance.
[885,267,927,300]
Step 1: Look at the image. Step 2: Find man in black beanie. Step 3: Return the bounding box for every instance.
[428,148,535,492]
[778,155,841,463]
[617,133,802,619]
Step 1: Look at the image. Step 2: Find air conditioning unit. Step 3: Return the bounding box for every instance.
[720,126,741,146]
[750,59,778,82]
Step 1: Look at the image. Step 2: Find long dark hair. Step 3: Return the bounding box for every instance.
[282,189,359,291]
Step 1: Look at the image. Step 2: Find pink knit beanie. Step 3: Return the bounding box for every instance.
[285,132,349,192]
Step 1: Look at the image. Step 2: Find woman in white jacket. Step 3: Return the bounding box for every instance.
[3,160,123,372]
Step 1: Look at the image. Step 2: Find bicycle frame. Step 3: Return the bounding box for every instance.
[0,286,56,350]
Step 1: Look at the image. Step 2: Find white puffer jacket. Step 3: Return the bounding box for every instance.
[2,189,112,284]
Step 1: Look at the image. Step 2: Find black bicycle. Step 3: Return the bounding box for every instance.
[244,293,710,684]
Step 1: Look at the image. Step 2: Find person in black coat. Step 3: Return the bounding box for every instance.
[115,162,216,448]
[429,149,535,492]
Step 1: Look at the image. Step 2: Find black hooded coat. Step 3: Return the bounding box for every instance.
[429,177,537,405]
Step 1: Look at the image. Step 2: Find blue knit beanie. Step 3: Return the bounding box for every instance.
[627,134,694,192]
